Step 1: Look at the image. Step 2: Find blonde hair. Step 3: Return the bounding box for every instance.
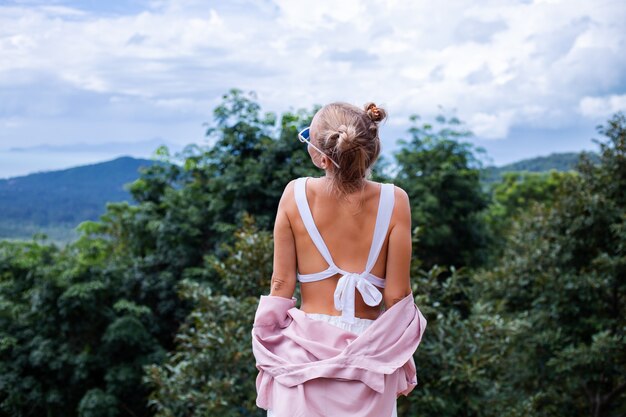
[311,101,387,201]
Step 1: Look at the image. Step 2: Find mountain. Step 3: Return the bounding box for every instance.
[480,151,600,184]
[0,156,160,243]
[0,151,600,244]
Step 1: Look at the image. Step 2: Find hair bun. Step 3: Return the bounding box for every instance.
[336,124,356,150]
[364,102,386,123]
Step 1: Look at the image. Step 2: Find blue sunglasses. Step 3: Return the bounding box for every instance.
[298,127,341,169]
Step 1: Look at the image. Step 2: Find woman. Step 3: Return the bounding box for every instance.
[251,102,427,417]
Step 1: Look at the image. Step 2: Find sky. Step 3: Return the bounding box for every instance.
[0,0,625,179]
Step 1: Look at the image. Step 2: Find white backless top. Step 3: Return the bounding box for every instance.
[294,176,395,323]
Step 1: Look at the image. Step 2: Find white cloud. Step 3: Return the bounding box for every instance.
[469,110,516,139]
[0,0,625,149]
[578,94,626,119]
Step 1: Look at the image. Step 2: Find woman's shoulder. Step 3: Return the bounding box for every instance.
[367,181,410,229]
[368,180,407,198]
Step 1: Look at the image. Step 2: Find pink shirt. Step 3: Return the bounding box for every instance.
[251,292,428,417]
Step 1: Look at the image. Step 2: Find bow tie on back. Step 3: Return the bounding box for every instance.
[333,272,383,324]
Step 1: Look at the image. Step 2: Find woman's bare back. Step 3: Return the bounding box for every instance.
[286,177,408,320]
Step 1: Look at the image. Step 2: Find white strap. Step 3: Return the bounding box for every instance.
[294,177,336,268]
[363,183,395,275]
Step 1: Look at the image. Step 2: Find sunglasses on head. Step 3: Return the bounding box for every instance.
[298,127,341,169]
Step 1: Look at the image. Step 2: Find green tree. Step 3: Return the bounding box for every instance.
[393,111,491,270]
[483,170,574,261]
[473,112,626,416]
[401,264,525,417]
[143,213,273,417]
[0,232,167,417]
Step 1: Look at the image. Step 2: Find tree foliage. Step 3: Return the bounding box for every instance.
[472,112,626,416]
[394,112,491,270]
[143,213,273,417]
[1,88,623,417]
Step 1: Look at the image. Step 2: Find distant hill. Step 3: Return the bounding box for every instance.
[0,151,601,244]
[0,156,159,243]
[480,151,600,185]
